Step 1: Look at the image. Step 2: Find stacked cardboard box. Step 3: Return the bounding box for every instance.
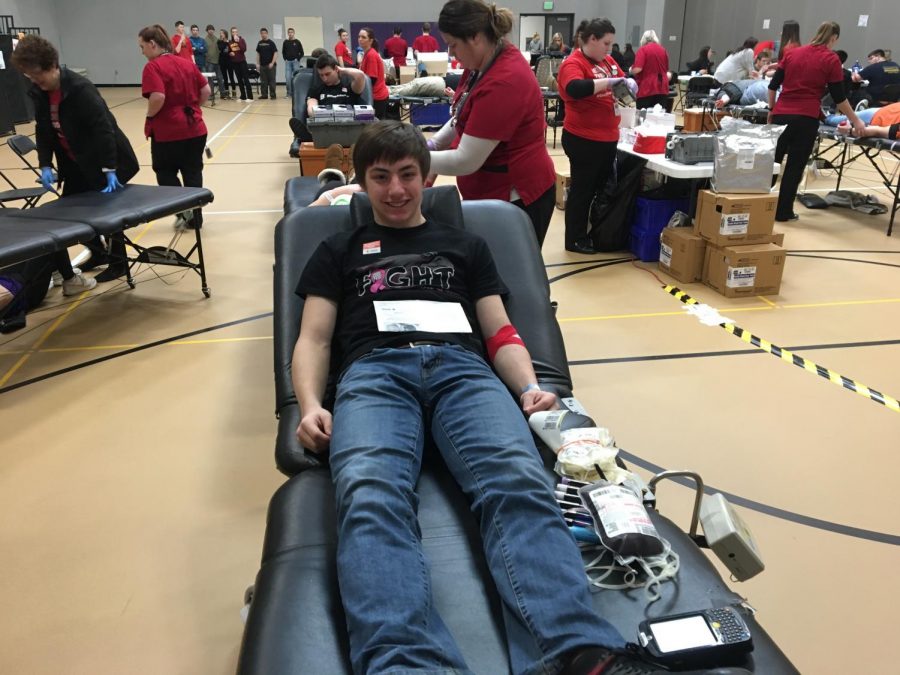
[658,190,787,296]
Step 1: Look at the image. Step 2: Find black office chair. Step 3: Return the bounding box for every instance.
[684,75,720,108]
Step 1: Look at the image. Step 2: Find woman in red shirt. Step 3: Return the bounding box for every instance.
[767,21,864,221]
[427,0,556,247]
[139,24,211,230]
[335,29,353,67]
[630,29,670,111]
[358,27,389,119]
[557,18,636,253]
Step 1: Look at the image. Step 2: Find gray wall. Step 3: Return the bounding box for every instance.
[11,0,897,84]
[0,0,60,48]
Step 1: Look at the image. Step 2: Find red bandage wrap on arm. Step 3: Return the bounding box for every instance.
[486,324,526,362]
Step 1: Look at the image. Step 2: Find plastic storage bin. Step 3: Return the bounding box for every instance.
[306,120,374,148]
[630,196,690,262]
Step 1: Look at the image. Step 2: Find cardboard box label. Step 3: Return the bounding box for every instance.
[660,242,673,267]
[737,148,756,170]
[726,265,757,288]
[720,213,750,235]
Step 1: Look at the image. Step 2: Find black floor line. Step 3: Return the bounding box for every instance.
[545,256,632,269]
[617,450,900,546]
[0,311,272,395]
[569,337,900,367]
[788,253,900,269]
[548,259,632,283]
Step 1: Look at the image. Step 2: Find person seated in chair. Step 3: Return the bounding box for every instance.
[292,120,743,675]
[290,54,368,141]
[851,49,900,107]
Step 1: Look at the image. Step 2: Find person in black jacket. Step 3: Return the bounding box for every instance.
[13,35,140,285]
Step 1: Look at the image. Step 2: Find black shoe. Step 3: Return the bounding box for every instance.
[0,311,26,334]
[94,265,128,283]
[561,646,752,675]
[79,252,110,272]
[565,239,597,255]
[775,213,799,222]
[260,96,269,100]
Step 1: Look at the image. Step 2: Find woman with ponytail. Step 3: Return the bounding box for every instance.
[428,0,556,247]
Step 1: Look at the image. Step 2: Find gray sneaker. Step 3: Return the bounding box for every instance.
[62,272,97,296]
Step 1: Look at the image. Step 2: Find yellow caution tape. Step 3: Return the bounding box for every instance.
[664,285,900,413]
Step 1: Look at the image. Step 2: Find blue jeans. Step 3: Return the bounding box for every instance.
[284,59,299,97]
[330,345,624,675]
[824,107,878,126]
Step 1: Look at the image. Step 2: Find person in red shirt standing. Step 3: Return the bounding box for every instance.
[768,21,864,222]
[413,22,440,58]
[335,29,353,67]
[384,27,408,81]
[630,29,670,111]
[139,24,211,232]
[358,27,389,119]
[558,17,637,254]
[171,21,194,63]
[428,0,556,248]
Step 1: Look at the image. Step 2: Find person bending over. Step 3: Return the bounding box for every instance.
[12,34,139,290]
[293,119,739,675]
[305,54,366,119]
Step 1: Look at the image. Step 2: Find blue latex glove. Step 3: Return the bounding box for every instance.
[625,78,639,96]
[101,171,124,193]
[39,166,58,194]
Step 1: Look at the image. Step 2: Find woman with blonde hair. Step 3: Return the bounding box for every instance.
[631,28,670,109]
[527,31,542,54]
[768,21,864,221]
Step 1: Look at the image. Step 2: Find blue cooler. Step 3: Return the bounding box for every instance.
[410,103,451,127]
[630,196,690,262]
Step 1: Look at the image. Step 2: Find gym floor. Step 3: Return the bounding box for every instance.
[0,89,897,675]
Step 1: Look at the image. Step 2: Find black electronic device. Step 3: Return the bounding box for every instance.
[665,132,716,165]
[612,80,635,108]
[637,606,753,667]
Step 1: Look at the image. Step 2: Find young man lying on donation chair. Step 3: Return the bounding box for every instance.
[290,119,749,675]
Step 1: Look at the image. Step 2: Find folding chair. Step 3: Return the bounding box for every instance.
[246,64,262,97]
[7,135,43,178]
[3,135,48,208]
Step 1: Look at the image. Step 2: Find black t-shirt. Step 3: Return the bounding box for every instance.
[296,221,508,372]
[256,39,277,65]
[307,72,362,106]
[860,60,900,99]
[282,38,304,61]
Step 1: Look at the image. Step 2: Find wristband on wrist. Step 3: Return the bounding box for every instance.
[521,383,541,395]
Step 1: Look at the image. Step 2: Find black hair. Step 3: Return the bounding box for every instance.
[834,49,848,64]
[394,26,402,35]
[353,120,431,184]
[316,54,339,70]
[175,21,184,28]
[190,24,198,31]
[359,27,379,51]
[739,37,758,52]
[868,49,886,58]
[580,18,616,42]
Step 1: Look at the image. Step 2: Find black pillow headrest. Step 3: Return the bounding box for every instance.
[350,185,463,230]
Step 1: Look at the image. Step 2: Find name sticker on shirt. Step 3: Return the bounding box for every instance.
[362,240,381,255]
[373,300,472,333]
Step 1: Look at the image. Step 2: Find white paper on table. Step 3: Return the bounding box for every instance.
[374,300,472,333]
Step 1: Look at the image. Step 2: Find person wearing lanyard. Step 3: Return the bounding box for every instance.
[558,18,637,255]
[767,21,864,222]
[139,24,211,233]
[358,27,390,119]
[11,34,139,289]
[427,0,556,248]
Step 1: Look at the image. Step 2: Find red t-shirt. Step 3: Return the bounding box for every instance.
[335,41,353,67]
[172,34,194,61]
[48,89,76,160]
[384,36,408,67]
[633,42,669,97]
[413,35,439,54]
[142,54,209,142]
[772,44,842,119]
[450,43,555,205]
[558,49,622,142]
[360,48,389,101]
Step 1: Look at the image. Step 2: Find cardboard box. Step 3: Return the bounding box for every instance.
[298,142,352,177]
[659,227,706,283]
[555,169,571,210]
[703,242,786,298]
[682,108,728,132]
[694,190,777,246]
[398,66,416,84]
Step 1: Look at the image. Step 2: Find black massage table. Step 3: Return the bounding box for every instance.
[814,126,900,235]
[235,178,798,674]
[0,184,214,295]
